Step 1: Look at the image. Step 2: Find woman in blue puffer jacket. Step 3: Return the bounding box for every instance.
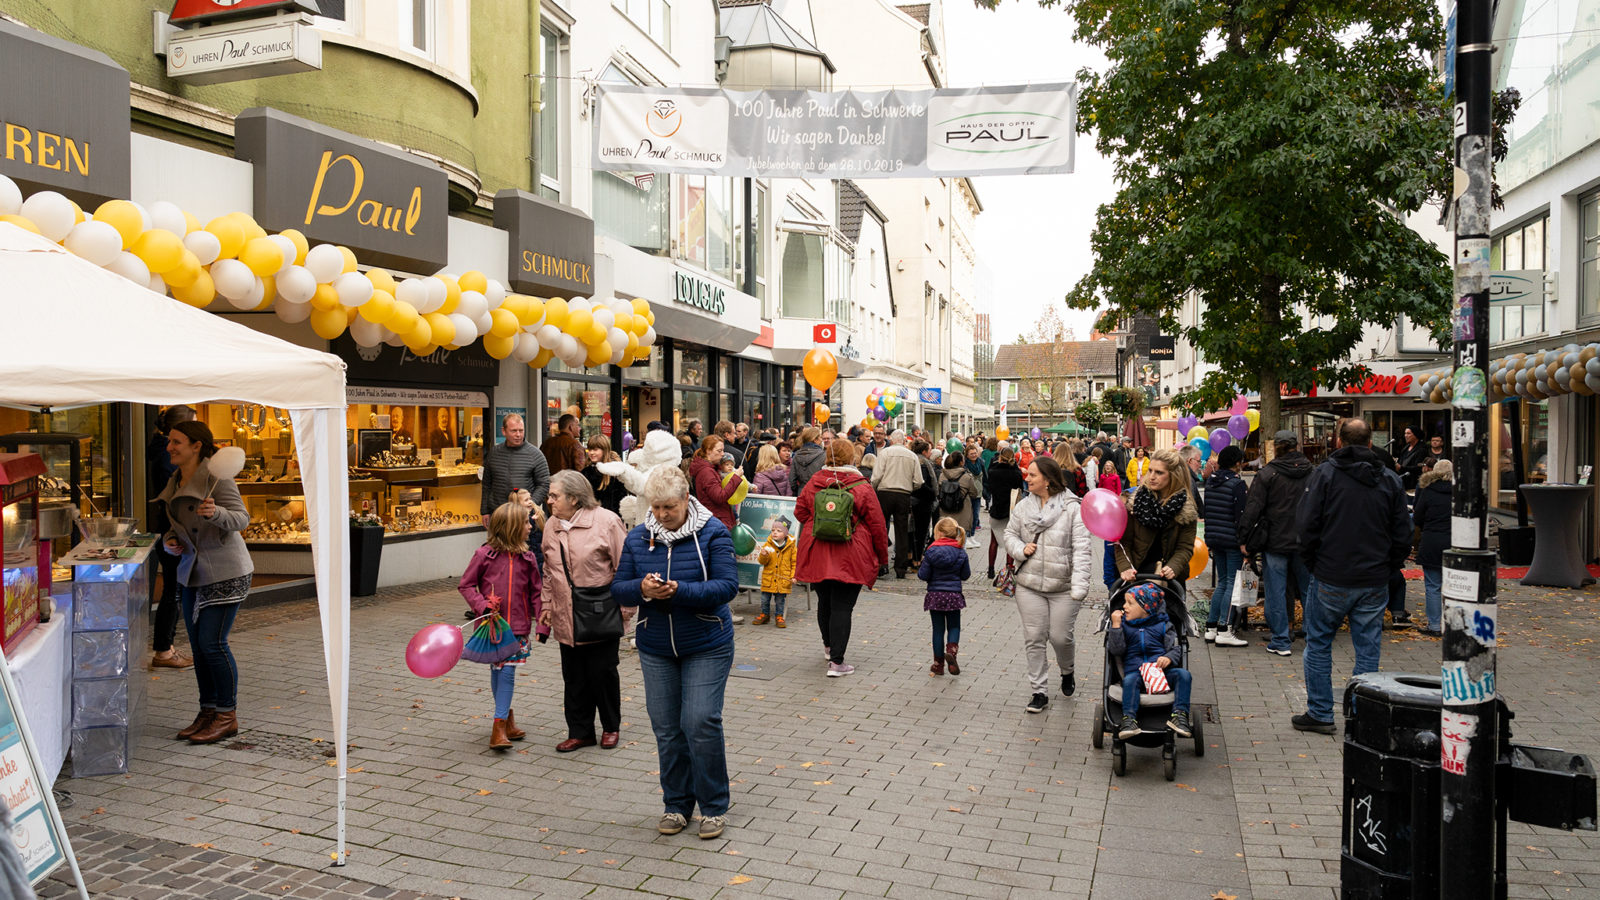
[1201,445,1249,645]
[613,465,740,841]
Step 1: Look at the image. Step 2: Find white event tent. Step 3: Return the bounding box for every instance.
[0,222,354,861]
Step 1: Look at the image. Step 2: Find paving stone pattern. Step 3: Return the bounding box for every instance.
[36,537,1600,899]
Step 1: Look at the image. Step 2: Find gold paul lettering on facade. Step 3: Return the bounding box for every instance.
[521,250,594,286]
[3,123,90,176]
[304,151,423,234]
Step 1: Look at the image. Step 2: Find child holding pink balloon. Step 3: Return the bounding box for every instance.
[458,501,546,750]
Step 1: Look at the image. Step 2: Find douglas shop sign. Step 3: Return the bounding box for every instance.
[233,107,449,273]
[673,269,727,315]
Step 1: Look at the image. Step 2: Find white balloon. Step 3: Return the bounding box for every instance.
[106,251,151,285]
[147,200,188,237]
[275,299,312,323]
[537,324,561,348]
[640,324,657,346]
[396,278,431,312]
[383,329,405,347]
[485,280,507,307]
[267,235,298,273]
[593,308,615,330]
[334,271,374,307]
[474,310,493,336]
[448,313,479,345]
[511,333,541,363]
[557,334,580,360]
[276,265,317,304]
[611,298,633,318]
[426,276,448,310]
[0,174,20,216]
[607,326,627,350]
[304,243,344,283]
[63,220,122,266]
[349,316,386,347]
[529,313,547,331]
[19,191,76,242]
[147,271,169,296]
[569,297,592,313]
[457,290,489,321]
[183,229,222,266]
[610,343,627,366]
[207,446,247,481]
[227,277,263,310]
[211,259,255,300]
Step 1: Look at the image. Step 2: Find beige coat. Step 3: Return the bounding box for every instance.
[541,506,631,646]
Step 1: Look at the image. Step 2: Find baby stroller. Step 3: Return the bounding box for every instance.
[1090,575,1206,781]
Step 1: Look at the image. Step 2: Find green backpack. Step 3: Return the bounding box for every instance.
[811,477,856,542]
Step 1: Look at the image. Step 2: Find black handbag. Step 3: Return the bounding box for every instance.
[561,542,623,643]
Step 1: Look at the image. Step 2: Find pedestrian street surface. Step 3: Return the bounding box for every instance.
[41,538,1600,899]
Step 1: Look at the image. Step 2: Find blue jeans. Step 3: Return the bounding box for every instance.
[490,664,515,719]
[970,498,982,531]
[1422,567,1442,631]
[1207,549,1243,627]
[1121,665,1191,716]
[1301,579,1387,721]
[639,640,735,818]
[1102,541,1118,590]
[180,587,240,711]
[931,610,961,657]
[760,592,787,617]
[1263,551,1311,652]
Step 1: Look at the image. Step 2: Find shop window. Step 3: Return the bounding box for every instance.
[677,348,709,387]
[1496,0,1597,191]
[677,176,707,267]
[741,360,763,395]
[547,379,612,444]
[677,391,710,436]
[825,242,853,330]
[707,178,734,281]
[0,406,124,519]
[536,24,566,202]
[735,182,768,303]
[719,356,735,391]
[1583,192,1600,322]
[1491,400,1549,511]
[781,232,825,319]
[1492,214,1549,340]
[593,64,669,256]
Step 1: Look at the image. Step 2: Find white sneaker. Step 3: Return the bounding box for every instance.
[827,662,855,677]
[1214,629,1247,647]
[1265,646,1291,657]
[1203,627,1218,643]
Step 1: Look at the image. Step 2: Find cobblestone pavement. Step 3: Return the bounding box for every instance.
[36,536,1600,899]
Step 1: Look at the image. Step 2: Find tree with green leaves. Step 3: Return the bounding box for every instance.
[979,0,1460,442]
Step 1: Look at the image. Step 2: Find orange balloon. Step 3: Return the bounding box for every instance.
[1188,539,1209,579]
[813,401,830,425]
[802,348,838,392]
[995,426,1010,441]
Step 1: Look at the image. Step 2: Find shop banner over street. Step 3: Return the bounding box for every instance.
[593,83,1075,179]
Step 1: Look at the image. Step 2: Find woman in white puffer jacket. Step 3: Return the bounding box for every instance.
[1003,455,1093,716]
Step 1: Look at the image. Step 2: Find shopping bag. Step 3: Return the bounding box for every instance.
[1138,662,1171,694]
[1231,564,1261,609]
[460,609,522,664]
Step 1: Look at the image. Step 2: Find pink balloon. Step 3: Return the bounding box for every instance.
[406,623,463,678]
[1080,488,1128,542]
[1230,395,1249,415]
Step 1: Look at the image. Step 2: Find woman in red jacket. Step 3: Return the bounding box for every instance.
[687,435,745,531]
[795,440,889,677]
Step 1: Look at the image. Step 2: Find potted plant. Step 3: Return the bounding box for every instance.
[350,507,384,597]
[1100,385,1147,420]
[1074,400,1105,431]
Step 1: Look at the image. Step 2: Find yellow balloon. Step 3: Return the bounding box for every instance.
[484,333,515,359]
[387,300,420,335]
[1186,425,1209,441]
[309,306,348,340]
[360,290,395,323]
[626,332,640,354]
[364,268,397,295]
[404,319,434,352]
[68,199,83,225]
[436,274,461,315]
[234,213,267,244]
[631,297,650,316]
[337,246,358,274]
[645,310,655,326]
[204,216,247,260]
[489,308,519,339]
[566,307,593,335]
[172,269,215,307]
[256,275,278,311]
[131,229,184,273]
[279,228,309,265]
[586,321,607,345]
[93,201,144,248]
[310,283,342,311]
[458,270,488,294]
[345,306,360,324]
[1244,409,1261,433]
[0,214,40,234]
[530,347,554,368]
[544,297,569,330]
[424,312,456,347]
[586,339,612,366]
[162,250,202,288]
[238,237,284,277]
[182,211,201,235]
[522,297,546,326]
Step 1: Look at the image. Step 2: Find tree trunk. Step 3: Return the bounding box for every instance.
[1258,277,1283,463]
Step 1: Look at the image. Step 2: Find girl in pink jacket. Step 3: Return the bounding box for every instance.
[459,502,546,750]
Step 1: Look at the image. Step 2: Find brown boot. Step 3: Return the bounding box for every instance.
[945,642,960,676]
[504,710,526,741]
[187,711,237,745]
[930,657,945,676]
[489,719,512,750]
[176,709,214,741]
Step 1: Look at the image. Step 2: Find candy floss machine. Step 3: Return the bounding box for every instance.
[1,452,50,654]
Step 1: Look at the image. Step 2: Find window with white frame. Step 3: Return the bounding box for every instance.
[398,0,435,57]
[311,0,358,31]
[1582,192,1600,323]
[1491,214,1549,340]
[592,63,669,256]
[733,181,767,303]
[1038,382,1051,400]
[613,0,672,52]
[536,24,566,201]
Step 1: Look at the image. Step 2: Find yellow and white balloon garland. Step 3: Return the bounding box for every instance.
[0,175,657,369]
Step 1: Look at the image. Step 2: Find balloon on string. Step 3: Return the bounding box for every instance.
[874,407,889,421]
[995,425,1010,441]
[1176,414,1198,436]
[405,623,463,678]
[1227,414,1250,441]
[1244,409,1261,433]
[803,348,839,392]
[1209,428,1231,451]
[1230,395,1249,415]
[1080,487,1128,542]
[621,431,635,452]
[1189,538,1209,577]
[1188,436,1212,462]
[1186,425,1208,441]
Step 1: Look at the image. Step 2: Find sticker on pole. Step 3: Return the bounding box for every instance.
[1441,567,1480,602]
[1452,420,1474,447]
[1445,599,1497,647]
[1441,710,1477,775]
[1442,660,1496,706]
[1451,516,1481,548]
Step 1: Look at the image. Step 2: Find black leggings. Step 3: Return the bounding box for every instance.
[153,546,181,653]
[814,580,862,664]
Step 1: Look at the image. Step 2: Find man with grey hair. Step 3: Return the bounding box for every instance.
[872,428,924,578]
[481,413,550,528]
[1178,442,1205,515]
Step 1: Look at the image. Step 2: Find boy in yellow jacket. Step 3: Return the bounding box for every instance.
[755,518,797,627]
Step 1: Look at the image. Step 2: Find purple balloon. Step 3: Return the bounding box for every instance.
[874,407,889,421]
[1227,414,1250,441]
[406,623,462,679]
[1080,487,1128,542]
[1209,428,1231,451]
[1177,414,1198,436]
[1030,427,1042,441]
[621,430,635,452]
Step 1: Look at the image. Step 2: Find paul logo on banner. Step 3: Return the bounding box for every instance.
[647,101,683,138]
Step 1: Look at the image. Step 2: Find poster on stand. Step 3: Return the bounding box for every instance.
[735,494,799,591]
[1,652,69,886]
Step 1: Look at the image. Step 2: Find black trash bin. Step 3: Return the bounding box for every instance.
[350,522,384,597]
[1498,526,1535,566]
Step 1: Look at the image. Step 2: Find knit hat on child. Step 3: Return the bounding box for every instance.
[1128,583,1165,618]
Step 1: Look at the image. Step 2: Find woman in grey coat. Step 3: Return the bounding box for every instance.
[1003,455,1092,715]
[156,421,253,745]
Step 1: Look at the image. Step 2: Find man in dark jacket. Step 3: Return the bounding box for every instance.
[1292,418,1412,735]
[1202,445,1250,646]
[1367,442,1413,628]
[909,439,939,565]
[1239,430,1316,655]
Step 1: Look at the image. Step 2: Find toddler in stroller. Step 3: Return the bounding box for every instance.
[1094,578,1205,779]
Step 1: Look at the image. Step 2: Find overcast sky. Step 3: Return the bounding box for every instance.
[943,1,1115,345]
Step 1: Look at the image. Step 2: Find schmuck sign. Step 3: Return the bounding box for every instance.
[594,83,1075,179]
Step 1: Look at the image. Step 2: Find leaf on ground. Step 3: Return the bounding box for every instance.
[1211,892,1238,900]
[191,843,215,849]
[1175,783,1197,792]
[948,806,961,812]
[813,780,833,785]
[603,859,617,865]
[725,850,741,855]
[575,848,588,854]
[729,875,753,885]
[931,762,946,767]
[800,761,815,768]
[348,767,364,774]
[475,789,493,796]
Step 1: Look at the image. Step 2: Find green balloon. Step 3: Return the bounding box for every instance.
[946,439,963,455]
[733,524,758,556]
